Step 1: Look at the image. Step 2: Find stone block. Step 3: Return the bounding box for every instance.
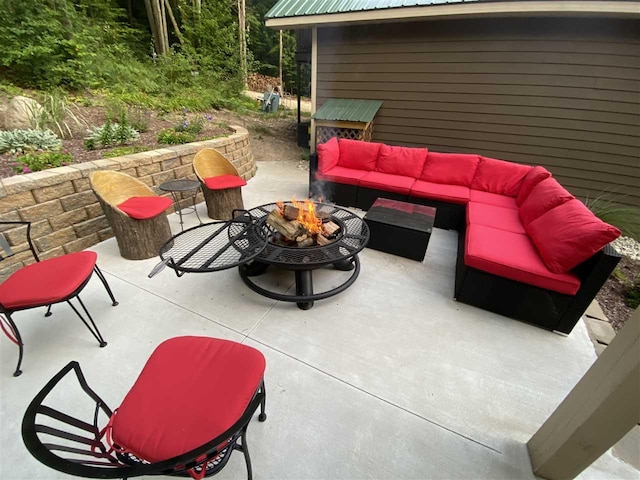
[161,157,181,171]
[24,171,65,188]
[33,181,75,203]
[0,211,21,222]
[49,208,89,230]
[98,227,114,241]
[92,159,121,170]
[85,203,104,219]
[152,170,175,186]
[137,175,153,187]
[136,163,161,177]
[61,191,98,211]
[0,191,36,215]
[70,162,100,177]
[584,317,616,345]
[19,199,64,222]
[39,246,66,261]
[3,220,52,245]
[121,167,137,177]
[173,164,194,179]
[49,166,83,181]
[145,149,175,162]
[64,233,99,254]
[34,227,77,252]
[74,217,109,237]
[73,177,91,192]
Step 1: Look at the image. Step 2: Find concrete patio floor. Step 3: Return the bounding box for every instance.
[0,160,637,480]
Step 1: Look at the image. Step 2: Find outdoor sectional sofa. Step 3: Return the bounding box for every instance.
[309,138,621,334]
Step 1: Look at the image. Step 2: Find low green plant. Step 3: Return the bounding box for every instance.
[157,129,196,145]
[102,146,151,158]
[250,124,271,136]
[0,129,61,154]
[12,151,72,174]
[84,120,140,150]
[173,108,205,134]
[585,192,640,241]
[127,106,150,133]
[625,276,640,309]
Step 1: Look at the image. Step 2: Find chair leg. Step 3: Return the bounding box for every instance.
[66,297,107,348]
[240,427,253,480]
[1,313,24,377]
[44,305,53,317]
[259,380,267,422]
[93,266,119,307]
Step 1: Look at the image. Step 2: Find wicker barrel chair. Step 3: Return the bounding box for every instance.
[90,171,173,260]
[193,149,246,220]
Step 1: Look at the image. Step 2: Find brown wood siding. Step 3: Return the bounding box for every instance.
[316,17,640,208]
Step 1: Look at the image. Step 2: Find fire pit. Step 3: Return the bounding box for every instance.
[239,201,369,309]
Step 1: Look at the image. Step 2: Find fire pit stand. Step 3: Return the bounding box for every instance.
[239,202,369,310]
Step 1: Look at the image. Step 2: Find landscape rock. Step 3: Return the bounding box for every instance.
[612,235,640,261]
[3,96,42,131]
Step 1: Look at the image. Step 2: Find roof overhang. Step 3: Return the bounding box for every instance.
[265,1,640,29]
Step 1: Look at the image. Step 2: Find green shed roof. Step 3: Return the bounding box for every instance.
[312,99,383,123]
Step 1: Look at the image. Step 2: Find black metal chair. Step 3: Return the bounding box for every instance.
[22,336,267,480]
[0,221,118,377]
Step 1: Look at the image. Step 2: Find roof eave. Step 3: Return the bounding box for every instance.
[265,1,640,29]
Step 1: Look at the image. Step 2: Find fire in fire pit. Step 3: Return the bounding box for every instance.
[267,198,341,247]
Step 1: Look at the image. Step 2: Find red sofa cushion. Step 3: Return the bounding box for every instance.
[316,166,369,186]
[0,251,97,309]
[204,175,247,190]
[338,139,382,171]
[359,171,416,194]
[465,224,581,295]
[526,199,621,274]
[471,156,532,197]
[118,196,172,220]
[469,190,517,209]
[516,166,552,206]
[518,177,574,227]
[467,202,525,234]
[420,152,480,187]
[317,137,339,173]
[112,337,266,463]
[410,180,470,205]
[376,144,427,178]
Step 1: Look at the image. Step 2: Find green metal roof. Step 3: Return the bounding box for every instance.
[312,99,383,123]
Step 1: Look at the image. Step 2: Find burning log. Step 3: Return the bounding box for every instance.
[267,210,305,239]
[316,234,332,246]
[283,205,299,221]
[297,237,314,247]
[322,221,340,238]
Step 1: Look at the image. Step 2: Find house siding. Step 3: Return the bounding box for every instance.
[316,17,640,207]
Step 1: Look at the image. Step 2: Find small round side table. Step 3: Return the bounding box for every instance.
[159,179,203,231]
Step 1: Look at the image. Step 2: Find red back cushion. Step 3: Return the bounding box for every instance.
[337,139,382,171]
[376,144,428,178]
[421,152,480,186]
[526,199,621,273]
[516,166,552,206]
[317,137,339,173]
[471,156,532,197]
[118,196,172,220]
[519,177,574,227]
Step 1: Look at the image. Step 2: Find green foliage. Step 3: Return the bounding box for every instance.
[174,108,204,134]
[27,92,86,138]
[585,192,640,241]
[0,129,61,154]
[102,146,151,158]
[85,120,139,149]
[12,150,72,174]
[157,129,196,145]
[625,276,640,309]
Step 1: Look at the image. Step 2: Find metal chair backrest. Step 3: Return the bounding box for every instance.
[0,221,39,263]
[90,170,157,207]
[193,149,240,181]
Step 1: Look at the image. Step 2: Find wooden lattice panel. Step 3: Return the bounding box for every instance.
[316,122,374,144]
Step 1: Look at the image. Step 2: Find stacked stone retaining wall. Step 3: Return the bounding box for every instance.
[0,126,255,279]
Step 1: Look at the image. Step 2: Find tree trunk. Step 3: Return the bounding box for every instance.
[238,0,247,88]
[203,187,244,220]
[279,30,283,90]
[164,0,184,46]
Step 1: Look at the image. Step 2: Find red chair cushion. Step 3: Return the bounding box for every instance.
[465,224,581,295]
[111,336,266,463]
[516,166,552,206]
[410,180,470,205]
[376,144,428,178]
[466,202,525,234]
[471,157,532,197]
[469,190,518,209]
[316,166,369,186]
[518,177,574,227]
[0,251,97,309]
[420,152,480,187]
[117,196,172,220]
[337,139,382,171]
[359,171,416,194]
[317,137,339,173]
[526,199,621,274]
[203,175,247,190]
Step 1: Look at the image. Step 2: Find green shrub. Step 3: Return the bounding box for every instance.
[174,108,204,134]
[625,277,640,309]
[585,192,640,241]
[102,146,151,158]
[84,120,139,150]
[0,129,61,154]
[12,151,72,174]
[157,129,196,145]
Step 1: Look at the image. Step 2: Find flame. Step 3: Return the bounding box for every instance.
[291,197,323,235]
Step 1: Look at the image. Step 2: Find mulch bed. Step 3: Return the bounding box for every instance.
[596,255,639,331]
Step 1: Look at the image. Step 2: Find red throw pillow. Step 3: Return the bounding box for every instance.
[471,156,532,197]
[376,144,428,178]
[526,199,621,273]
[420,152,480,186]
[337,139,382,171]
[204,175,247,190]
[519,177,574,227]
[317,137,339,173]
[516,166,552,206]
[118,196,172,220]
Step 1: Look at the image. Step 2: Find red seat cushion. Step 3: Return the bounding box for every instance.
[359,171,416,194]
[118,196,172,220]
[111,336,266,463]
[203,175,247,190]
[469,190,518,209]
[516,166,552,206]
[376,144,428,178]
[0,251,97,309]
[316,166,369,186]
[420,152,480,187]
[337,139,382,171]
[466,202,525,234]
[465,224,581,295]
[526,199,621,274]
[317,137,339,173]
[518,177,574,227]
[471,157,532,197]
[410,180,470,204]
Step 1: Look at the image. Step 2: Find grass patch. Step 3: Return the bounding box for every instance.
[102,146,152,158]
